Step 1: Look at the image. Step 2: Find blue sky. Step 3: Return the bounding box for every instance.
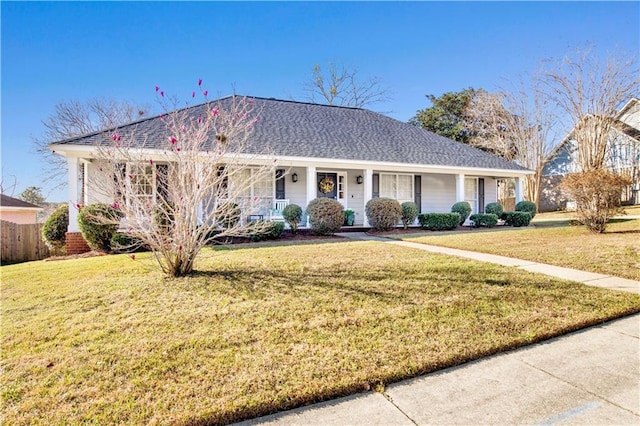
[2,1,638,201]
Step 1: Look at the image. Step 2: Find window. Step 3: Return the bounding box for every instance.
[129,164,155,203]
[379,173,414,203]
[464,178,478,213]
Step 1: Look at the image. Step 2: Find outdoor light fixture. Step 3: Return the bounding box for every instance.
[292,173,298,183]
[356,175,363,184]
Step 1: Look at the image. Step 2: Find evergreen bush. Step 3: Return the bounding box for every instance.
[282,204,303,235]
[515,200,537,219]
[469,213,499,228]
[306,198,344,235]
[418,213,460,230]
[451,201,472,225]
[365,197,402,231]
[484,202,504,217]
[77,203,123,252]
[400,201,419,229]
[42,204,69,249]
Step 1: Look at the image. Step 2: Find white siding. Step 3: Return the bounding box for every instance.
[421,174,456,213]
[285,167,308,209]
[484,178,498,206]
[87,160,114,204]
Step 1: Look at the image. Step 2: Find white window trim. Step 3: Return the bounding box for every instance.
[379,172,414,203]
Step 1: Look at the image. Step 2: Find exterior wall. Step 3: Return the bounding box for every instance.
[86,161,114,204]
[65,232,91,254]
[420,173,457,213]
[0,210,38,224]
[484,178,498,206]
[285,166,308,208]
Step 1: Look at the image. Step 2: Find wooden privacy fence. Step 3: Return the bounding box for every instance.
[1,220,50,264]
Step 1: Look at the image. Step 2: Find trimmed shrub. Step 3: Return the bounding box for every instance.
[283,204,303,234]
[111,232,144,253]
[42,204,69,249]
[365,197,402,231]
[515,200,537,219]
[306,198,344,235]
[503,211,532,227]
[418,213,460,230]
[469,213,498,228]
[77,203,124,252]
[247,221,285,242]
[401,201,419,229]
[451,201,472,225]
[485,202,503,217]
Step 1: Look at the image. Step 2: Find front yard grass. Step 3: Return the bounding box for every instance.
[397,218,640,281]
[2,241,640,424]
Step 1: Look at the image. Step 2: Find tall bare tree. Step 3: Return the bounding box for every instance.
[303,62,390,108]
[34,99,148,189]
[89,92,276,277]
[465,80,557,205]
[543,48,639,171]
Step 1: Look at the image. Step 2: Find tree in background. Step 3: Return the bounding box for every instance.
[465,77,557,205]
[33,99,148,189]
[409,88,478,144]
[91,85,276,277]
[543,48,638,232]
[543,49,638,172]
[303,62,390,108]
[18,186,46,206]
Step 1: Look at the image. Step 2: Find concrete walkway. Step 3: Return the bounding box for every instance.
[336,232,640,294]
[236,233,640,425]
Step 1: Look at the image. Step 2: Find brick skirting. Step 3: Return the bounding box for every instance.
[65,232,91,254]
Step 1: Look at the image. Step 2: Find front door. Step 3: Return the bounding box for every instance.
[317,172,338,199]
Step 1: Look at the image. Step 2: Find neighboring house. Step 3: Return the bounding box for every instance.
[0,194,43,224]
[50,96,532,242]
[540,98,640,212]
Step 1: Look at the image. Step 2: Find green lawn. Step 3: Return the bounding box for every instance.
[2,241,639,424]
[397,219,640,281]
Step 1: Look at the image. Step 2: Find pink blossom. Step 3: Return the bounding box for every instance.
[160,91,164,97]
[192,91,196,98]
[112,202,120,209]
[253,196,258,201]
[197,116,202,124]
[127,226,133,232]
[128,174,133,179]
[75,203,81,209]
[130,254,136,261]
[198,79,202,86]
[169,136,177,145]
[203,90,208,96]
[155,86,160,92]
[149,159,153,165]
[176,147,181,152]
[197,184,200,189]
[248,99,253,104]
[99,167,103,172]
[178,245,183,251]
[112,133,121,141]
[253,118,259,124]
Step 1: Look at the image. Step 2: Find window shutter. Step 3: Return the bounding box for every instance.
[414,175,422,212]
[156,164,169,203]
[275,169,285,199]
[114,163,126,202]
[372,173,380,198]
[478,178,485,213]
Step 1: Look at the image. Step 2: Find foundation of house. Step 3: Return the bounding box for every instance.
[65,232,91,254]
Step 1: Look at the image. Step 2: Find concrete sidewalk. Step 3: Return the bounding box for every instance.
[236,233,640,425]
[336,232,640,294]
[240,314,639,425]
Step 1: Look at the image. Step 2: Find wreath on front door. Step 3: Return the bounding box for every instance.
[319,176,335,194]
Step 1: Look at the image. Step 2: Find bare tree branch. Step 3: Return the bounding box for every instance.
[302,62,391,108]
[33,98,149,189]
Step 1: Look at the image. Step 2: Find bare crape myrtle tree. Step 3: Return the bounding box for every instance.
[91,84,276,277]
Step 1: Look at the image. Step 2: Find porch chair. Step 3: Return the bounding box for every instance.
[269,199,289,222]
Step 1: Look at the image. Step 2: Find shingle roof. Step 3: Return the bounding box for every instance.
[0,194,42,209]
[52,96,529,172]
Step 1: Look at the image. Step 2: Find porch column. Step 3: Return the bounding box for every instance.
[306,166,316,226]
[455,173,465,203]
[363,169,373,227]
[515,176,524,203]
[67,156,80,232]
